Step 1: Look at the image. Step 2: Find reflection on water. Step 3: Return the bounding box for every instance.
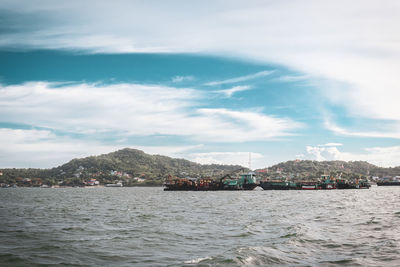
[1,186,400,266]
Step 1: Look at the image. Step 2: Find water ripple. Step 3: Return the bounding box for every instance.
[1,186,400,266]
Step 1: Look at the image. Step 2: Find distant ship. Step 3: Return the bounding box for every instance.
[105,182,123,187]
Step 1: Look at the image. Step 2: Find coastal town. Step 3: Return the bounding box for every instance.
[0,168,147,188]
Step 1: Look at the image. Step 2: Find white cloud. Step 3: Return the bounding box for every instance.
[321,143,343,147]
[215,85,251,97]
[0,82,300,143]
[195,108,302,141]
[172,75,195,83]
[189,151,265,169]
[0,128,204,168]
[306,145,342,161]
[205,71,274,86]
[305,144,400,167]
[0,128,122,168]
[135,144,204,157]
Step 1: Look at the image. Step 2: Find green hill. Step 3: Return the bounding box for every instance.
[0,148,245,186]
[256,160,400,179]
[52,148,244,178]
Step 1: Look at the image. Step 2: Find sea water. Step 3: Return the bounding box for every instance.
[1,186,400,266]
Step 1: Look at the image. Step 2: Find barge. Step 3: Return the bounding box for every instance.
[259,180,297,190]
[163,172,257,191]
[259,175,371,190]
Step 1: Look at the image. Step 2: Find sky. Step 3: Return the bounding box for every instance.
[1,0,400,169]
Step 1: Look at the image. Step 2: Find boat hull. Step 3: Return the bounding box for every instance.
[259,181,295,190]
[377,182,400,186]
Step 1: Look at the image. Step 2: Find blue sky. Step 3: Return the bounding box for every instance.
[1,1,400,168]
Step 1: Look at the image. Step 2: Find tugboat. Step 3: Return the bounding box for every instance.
[356,179,371,189]
[240,172,258,190]
[319,175,336,190]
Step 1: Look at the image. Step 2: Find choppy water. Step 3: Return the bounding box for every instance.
[1,186,400,266]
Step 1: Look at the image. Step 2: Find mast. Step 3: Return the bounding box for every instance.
[248,152,252,171]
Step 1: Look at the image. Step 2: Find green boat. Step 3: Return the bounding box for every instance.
[319,175,336,189]
[221,172,257,190]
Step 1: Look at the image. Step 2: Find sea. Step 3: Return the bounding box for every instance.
[1,186,400,266]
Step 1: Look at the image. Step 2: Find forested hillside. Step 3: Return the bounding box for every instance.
[1,149,400,187]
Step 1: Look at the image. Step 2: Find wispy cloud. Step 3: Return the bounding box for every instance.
[172,75,195,83]
[136,144,204,157]
[205,70,274,86]
[0,82,301,143]
[190,151,264,168]
[324,120,400,139]
[274,75,309,82]
[196,108,303,141]
[214,85,251,97]
[320,143,343,147]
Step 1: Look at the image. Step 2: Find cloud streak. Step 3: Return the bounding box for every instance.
[0,82,301,143]
[190,151,264,168]
[214,85,251,97]
[205,70,274,86]
[172,75,195,83]
[325,120,400,139]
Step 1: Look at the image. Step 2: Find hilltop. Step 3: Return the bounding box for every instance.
[0,148,245,186]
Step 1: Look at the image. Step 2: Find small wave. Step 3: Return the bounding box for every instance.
[234,246,296,265]
[184,256,212,264]
[280,233,297,238]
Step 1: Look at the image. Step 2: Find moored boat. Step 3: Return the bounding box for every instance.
[105,182,123,187]
[240,172,258,190]
[357,179,371,189]
[300,182,319,190]
[319,175,336,190]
